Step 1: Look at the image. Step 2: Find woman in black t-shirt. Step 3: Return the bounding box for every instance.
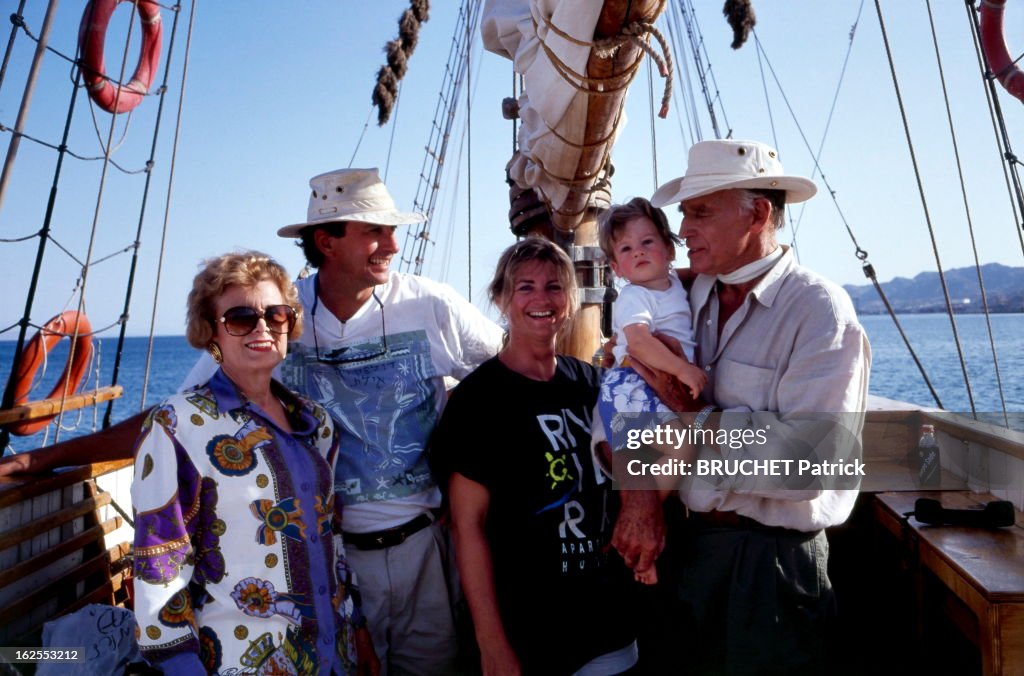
[431,238,637,676]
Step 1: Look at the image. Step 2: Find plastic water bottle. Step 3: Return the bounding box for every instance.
[915,424,940,487]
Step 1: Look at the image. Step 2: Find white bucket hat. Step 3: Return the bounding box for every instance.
[650,139,817,207]
[278,167,425,238]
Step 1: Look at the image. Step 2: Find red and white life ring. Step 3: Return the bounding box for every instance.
[6,312,94,436]
[78,0,163,114]
[980,0,1024,103]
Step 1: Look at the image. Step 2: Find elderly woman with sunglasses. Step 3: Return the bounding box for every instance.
[131,252,378,676]
[429,238,638,676]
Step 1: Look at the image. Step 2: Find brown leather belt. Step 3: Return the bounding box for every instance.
[687,509,765,530]
[343,513,432,550]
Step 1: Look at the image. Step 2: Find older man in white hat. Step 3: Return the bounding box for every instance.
[613,140,871,674]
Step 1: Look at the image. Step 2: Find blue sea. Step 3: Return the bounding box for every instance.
[1,313,1022,450]
[861,313,1024,418]
[0,335,198,451]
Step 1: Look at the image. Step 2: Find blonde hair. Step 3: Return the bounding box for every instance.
[598,196,681,261]
[488,237,579,318]
[185,251,303,349]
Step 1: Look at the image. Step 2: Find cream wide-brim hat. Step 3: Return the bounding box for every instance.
[651,139,817,207]
[277,167,425,238]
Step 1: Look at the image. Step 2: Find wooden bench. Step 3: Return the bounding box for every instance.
[0,459,134,645]
[871,491,1024,675]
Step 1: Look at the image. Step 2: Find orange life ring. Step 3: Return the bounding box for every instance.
[979,0,1024,103]
[7,312,94,436]
[78,0,163,114]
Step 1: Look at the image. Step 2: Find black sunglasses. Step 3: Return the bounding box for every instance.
[217,305,297,336]
[311,277,388,365]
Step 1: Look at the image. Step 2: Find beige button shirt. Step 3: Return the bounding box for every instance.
[681,246,872,530]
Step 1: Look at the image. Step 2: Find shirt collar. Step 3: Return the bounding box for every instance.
[206,367,319,437]
[207,367,244,411]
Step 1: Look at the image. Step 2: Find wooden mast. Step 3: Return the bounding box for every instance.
[548,0,666,361]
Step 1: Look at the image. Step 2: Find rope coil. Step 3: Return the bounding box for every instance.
[536,14,674,118]
[373,0,430,126]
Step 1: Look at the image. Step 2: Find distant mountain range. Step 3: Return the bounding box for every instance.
[843,263,1024,314]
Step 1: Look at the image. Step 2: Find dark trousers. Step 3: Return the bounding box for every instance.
[680,522,833,675]
[637,509,834,676]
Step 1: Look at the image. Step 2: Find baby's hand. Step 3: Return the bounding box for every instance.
[678,362,708,399]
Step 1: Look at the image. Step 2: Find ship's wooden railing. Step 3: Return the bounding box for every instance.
[861,398,1024,507]
[0,458,133,645]
[0,385,123,429]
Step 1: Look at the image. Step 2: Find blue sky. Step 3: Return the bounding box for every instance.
[2,1,1023,338]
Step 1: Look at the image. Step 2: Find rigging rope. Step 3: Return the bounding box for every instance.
[676,0,732,139]
[863,263,943,408]
[0,2,29,95]
[874,0,976,416]
[662,6,698,147]
[510,68,517,153]
[0,230,39,243]
[752,33,785,245]
[8,10,165,95]
[347,106,375,169]
[45,236,136,269]
[18,315,122,337]
[0,0,60,213]
[647,57,658,188]
[925,0,1009,426]
[747,16,944,409]
[383,81,403,183]
[142,0,196,411]
[591,20,673,118]
[791,0,865,245]
[401,0,482,276]
[107,0,186,425]
[466,12,472,302]
[0,0,183,448]
[965,0,1024,259]
[54,0,146,441]
[86,96,133,157]
[430,40,485,285]
[0,122,150,173]
[0,7,90,451]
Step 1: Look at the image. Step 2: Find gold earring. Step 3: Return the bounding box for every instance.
[208,342,223,364]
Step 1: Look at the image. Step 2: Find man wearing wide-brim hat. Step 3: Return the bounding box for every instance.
[187,167,503,674]
[610,139,871,674]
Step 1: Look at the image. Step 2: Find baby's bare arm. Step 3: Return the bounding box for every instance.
[623,324,706,396]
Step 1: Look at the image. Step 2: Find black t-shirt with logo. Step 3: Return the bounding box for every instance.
[431,355,635,674]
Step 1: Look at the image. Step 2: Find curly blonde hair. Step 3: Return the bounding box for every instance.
[185,251,303,349]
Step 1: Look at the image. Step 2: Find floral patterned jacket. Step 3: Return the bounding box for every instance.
[132,368,364,675]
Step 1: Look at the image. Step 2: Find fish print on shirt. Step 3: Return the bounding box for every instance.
[282,330,441,506]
